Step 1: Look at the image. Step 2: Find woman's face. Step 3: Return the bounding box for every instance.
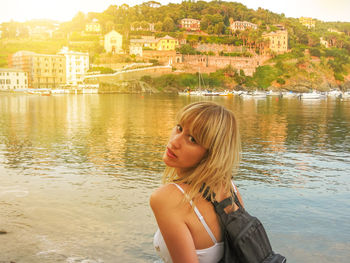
[163,123,207,175]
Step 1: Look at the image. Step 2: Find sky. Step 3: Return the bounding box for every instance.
[0,0,349,24]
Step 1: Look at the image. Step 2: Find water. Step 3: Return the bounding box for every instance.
[0,93,349,263]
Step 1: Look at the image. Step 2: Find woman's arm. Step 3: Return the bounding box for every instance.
[150,184,199,263]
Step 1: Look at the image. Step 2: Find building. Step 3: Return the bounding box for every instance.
[129,35,178,56]
[104,30,123,54]
[273,24,285,31]
[129,39,144,56]
[131,22,155,32]
[320,37,329,48]
[327,28,343,34]
[0,68,28,90]
[262,30,288,54]
[58,47,89,85]
[299,17,315,29]
[10,51,66,89]
[146,1,161,8]
[85,20,101,33]
[180,18,201,31]
[230,21,258,31]
[156,35,178,51]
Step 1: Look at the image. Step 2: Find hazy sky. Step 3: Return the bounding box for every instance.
[1,0,349,23]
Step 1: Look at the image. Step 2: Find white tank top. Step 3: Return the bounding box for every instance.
[153,184,224,263]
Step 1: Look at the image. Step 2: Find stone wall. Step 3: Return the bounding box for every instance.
[142,50,177,64]
[174,54,269,76]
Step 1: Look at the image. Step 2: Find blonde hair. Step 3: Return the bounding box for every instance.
[162,101,241,202]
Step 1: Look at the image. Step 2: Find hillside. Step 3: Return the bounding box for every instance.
[1,0,350,91]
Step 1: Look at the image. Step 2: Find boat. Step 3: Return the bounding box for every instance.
[51,89,66,94]
[342,91,350,99]
[27,89,51,96]
[219,90,234,96]
[192,69,217,96]
[267,90,282,97]
[281,91,301,98]
[241,90,267,99]
[178,91,190,96]
[327,90,342,98]
[232,90,247,96]
[202,90,220,96]
[300,91,326,99]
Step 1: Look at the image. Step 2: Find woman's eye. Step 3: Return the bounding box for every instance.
[176,124,183,132]
[189,136,196,143]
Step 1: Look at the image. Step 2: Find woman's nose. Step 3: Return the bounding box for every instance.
[170,133,182,148]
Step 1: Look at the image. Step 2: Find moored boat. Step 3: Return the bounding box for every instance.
[282,91,301,98]
[241,90,267,99]
[300,91,326,99]
[327,90,342,98]
[342,91,350,99]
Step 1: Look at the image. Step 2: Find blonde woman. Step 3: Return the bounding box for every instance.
[150,101,244,263]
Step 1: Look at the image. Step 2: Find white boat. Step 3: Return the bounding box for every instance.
[241,90,267,99]
[282,91,301,98]
[51,89,66,94]
[327,90,342,98]
[219,90,233,96]
[300,91,326,99]
[342,91,350,99]
[27,89,51,96]
[233,90,246,96]
[202,90,220,96]
[267,90,282,96]
[189,90,205,96]
[178,91,189,96]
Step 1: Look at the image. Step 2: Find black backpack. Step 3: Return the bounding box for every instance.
[206,191,286,263]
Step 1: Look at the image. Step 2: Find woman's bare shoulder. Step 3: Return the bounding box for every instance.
[150,184,184,210]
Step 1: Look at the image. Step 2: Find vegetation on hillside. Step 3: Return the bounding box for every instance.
[1,0,350,89]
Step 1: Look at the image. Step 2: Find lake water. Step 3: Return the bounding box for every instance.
[0,93,349,263]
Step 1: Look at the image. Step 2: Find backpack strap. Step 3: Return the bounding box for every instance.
[201,182,243,210]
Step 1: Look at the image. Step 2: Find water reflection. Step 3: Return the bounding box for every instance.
[0,93,349,262]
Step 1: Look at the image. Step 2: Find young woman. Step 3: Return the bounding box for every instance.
[150,101,244,263]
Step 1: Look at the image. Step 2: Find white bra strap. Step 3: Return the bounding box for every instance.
[173,184,217,244]
[232,181,238,194]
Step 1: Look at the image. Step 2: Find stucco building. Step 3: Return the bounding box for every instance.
[129,35,178,56]
[262,30,288,54]
[0,68,28,90]
[230,21,257,31]
[180,18,201,31]
[10,51,66,89]
[58,47,89,85]
[299,17,315,29]
[104,30,123,54]
[85,20,101,33]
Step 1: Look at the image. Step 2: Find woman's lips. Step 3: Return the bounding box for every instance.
[166,147,177,159]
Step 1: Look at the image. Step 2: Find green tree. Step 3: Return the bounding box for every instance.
[155,21,163,31]
[163,17,175,32]
[141,21,149,30]
[214,22,225,35]
[178,44,196,55]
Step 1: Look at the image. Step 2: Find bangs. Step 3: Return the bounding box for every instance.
[177,103,222,149]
